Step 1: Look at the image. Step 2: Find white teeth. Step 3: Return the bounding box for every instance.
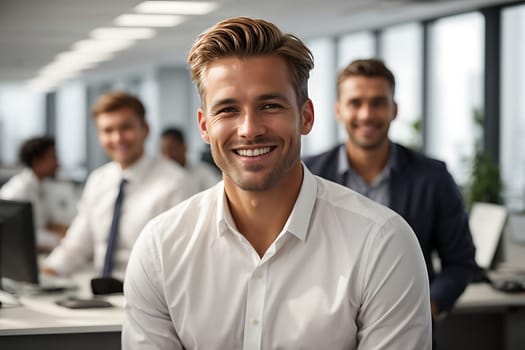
[237,147,271,157]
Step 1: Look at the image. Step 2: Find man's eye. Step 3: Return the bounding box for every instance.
[262,103,281,110]
[217,107,237,114]
[371,99,388,108]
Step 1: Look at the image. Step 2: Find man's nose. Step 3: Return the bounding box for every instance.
[356,103,373,120]
[238,110,265,139]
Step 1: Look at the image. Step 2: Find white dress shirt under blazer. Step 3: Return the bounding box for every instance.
[123,165,432,350]
[44,155,196,279]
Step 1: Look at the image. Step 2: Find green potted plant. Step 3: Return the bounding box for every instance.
[466,109,503,209]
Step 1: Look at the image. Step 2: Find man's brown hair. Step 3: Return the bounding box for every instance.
[337,58,396,98]
[188,16,314,107]
[91,91,146,121]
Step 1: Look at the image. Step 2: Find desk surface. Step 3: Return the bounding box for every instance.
[0,271,123,337]
[2,278,525,336]
[455,282,525,309]
[0,294,123,336]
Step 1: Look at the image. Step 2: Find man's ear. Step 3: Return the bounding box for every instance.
[197,109,210,143]
[300,99,314,135]
[392,101,398,122]
[142,121,150,138]
[335,100,343,124]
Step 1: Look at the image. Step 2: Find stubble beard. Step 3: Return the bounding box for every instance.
[211,140,301,192]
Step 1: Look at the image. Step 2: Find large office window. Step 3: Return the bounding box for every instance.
[0,85,46,165]
[337,32,375,70]
[336,32,375,143]
[502,4,525,211]
[426,12,484,186]
[380,22,423,149]
[55,82,87,181]
[303,38,337,156]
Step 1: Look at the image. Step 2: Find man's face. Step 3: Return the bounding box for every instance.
[197,55,314,191]
[37,146,59,178]
[336,76,397,151]
[161,136,186,166]
[95,107,149,169]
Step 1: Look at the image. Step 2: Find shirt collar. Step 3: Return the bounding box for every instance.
[21,167,39,181]
[337,144,350,179]
[285,164,317,242]
[216,181,231,236]
[216,164,317,243]
[337,142,398,179]
[117,154,151,183]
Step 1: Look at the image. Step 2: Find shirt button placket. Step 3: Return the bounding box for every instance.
[242,264,268,350]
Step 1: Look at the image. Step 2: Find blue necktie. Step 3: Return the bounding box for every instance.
[102,178,127,277]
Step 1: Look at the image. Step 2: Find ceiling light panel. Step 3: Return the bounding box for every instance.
[135,1,219,15]
[91,27,156,40]
[73,39,134,53]
[115,14,186,27]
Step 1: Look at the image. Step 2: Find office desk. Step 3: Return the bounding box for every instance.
[0,274,123,350]
[4,280,524,349]
[435,283,525,350]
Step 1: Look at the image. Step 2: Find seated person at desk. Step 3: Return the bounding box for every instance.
[0,136,67,252]
[42,91,196,280]
[123,17,431,349]
[304,58,477,318]
[161,126,221,192]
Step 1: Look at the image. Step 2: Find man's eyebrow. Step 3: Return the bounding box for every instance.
[209,94,291,110]
[209,98,237,110]
[256,93,290,103]
[347,95,388,102]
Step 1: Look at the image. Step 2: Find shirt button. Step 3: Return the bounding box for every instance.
[251,319,259,326]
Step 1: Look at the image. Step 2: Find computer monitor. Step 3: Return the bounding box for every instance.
[469,202,508,270]
[0,199,39,289]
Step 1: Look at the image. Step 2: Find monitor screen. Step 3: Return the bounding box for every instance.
[0,199,39,288]
[469,202,508,270]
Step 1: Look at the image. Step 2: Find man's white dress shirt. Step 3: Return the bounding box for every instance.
[0,168,60,248]
[123,166,432,349]
[44,155,196,279]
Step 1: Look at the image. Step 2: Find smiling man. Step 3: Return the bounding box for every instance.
[304,59,477,321]
[42,91,195,280]
[123,18,431,349]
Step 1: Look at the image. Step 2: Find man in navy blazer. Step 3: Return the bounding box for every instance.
[304,58,476,317]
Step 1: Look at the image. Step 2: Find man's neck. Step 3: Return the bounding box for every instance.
[31,167,45,181]
[224,163,303,258]
[118,153,144,171]
[346,141,391,185]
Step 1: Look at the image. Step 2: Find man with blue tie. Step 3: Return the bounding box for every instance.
[43,91,196,279]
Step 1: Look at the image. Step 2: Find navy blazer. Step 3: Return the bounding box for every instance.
[303,143,477,312]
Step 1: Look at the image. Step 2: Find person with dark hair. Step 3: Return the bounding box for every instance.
[0,135,67,251]
[304,58,477,319]
[123,18,431,349]
[161,126,220,191]
[42,91,196,279]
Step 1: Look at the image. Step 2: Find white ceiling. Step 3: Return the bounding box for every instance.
[0,0,520,84]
